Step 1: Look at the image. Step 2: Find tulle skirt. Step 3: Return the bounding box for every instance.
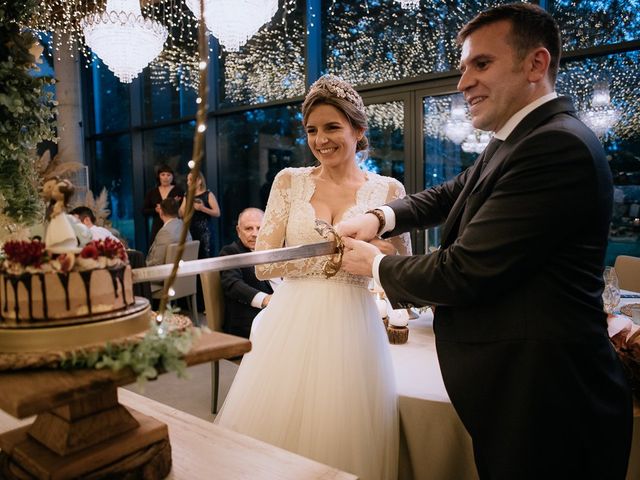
[215,277,398,480]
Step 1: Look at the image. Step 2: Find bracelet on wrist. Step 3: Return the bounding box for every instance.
[366,209,386,236]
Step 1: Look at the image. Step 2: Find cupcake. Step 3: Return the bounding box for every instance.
[387,310,409,344]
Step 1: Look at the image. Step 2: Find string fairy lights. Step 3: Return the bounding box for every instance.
[20,0,640,141]
[27,0,201,90]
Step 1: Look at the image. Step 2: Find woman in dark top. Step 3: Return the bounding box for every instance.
[142,164,184,246]
[179,171,220,258]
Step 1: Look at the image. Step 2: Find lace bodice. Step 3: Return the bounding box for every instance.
[256,167,412,287]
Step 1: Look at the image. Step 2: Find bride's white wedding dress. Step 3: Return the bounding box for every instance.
[215,167,411,480]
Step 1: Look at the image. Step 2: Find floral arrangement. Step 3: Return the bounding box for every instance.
[60,316,199,386]
[0,0,57,238]
[1,238,127,274]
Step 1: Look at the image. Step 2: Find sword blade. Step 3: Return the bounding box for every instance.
[132,240,337,283]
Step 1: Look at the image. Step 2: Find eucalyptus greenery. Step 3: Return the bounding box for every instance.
[60,321,199,386]
[0,0,57,228]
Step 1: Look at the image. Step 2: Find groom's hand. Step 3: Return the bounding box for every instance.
[336,213,379,241]
[342,237,381,277]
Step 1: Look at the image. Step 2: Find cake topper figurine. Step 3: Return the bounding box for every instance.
[42,177,91,254]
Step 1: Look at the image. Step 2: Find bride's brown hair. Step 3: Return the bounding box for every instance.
[301,75,369,153]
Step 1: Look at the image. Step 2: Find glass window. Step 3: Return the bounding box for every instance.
[557,51,640,263]
[422,93,481,249]
[142,121,196,199]
[86,57,130,134]
[550,1,640,51]
[142,2,199,124]
[91,135,135,247]
[217,105,312,245]
[142,64,198,124]
[322,0,517,87]
[363,101,405,185]
[220,3,305,106]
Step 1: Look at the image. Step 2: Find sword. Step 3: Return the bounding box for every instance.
[132,240,338,283]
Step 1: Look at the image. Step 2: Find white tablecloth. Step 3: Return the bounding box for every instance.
[389,307,640,480]
[389,310,478,480]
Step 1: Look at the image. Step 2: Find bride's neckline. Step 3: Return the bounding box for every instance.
[306,166,371,225]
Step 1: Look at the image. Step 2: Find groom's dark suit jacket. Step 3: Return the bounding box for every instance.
[380,97,632,479]
[219,240,273,339]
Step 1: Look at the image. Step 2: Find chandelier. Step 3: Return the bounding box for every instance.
[395,0,420,9]
[185,0,278,52]
[579,80,620,138]
[444,94,473,144]
[80,0,168,83]
[461,130,491,154]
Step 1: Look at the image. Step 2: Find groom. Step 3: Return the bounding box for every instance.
[338,3,632,479]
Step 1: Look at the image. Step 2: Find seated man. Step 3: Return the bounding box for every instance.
[70,206,117,241]
[146,198,191,272]
[219,208,276,338]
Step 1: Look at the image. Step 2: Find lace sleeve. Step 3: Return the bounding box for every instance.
[387,179,412,256]
[254,170,311,279]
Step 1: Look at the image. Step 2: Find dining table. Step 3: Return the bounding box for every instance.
[389,302,640,480]
[0,389,357,480]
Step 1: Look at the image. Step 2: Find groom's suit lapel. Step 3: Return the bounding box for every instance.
[440,151,489,247]
[440,96,575,248]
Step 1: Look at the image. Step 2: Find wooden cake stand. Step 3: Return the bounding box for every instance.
[0,330,251,479]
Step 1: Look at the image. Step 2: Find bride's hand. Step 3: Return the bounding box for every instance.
[369,237,397,255]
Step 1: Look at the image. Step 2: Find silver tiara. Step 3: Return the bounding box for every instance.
[307,74,365,115]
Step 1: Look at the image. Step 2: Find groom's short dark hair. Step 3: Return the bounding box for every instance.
[457,3,561,84]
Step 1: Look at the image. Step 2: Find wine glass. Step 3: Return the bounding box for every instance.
[602,266,621,315]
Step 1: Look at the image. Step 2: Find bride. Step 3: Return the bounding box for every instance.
[215,74,411,480]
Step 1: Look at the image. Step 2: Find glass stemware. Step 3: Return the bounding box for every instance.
[602,266,621,315]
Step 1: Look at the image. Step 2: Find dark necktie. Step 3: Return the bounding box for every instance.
[480,137,503,170]
[441,137,503,245]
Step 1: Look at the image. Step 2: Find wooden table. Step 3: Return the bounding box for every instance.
[0,388,357,480]
[0,331,253,479]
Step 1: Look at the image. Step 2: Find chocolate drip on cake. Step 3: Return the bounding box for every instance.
[79,270,94,316]
[109,266,129,305]
[8,275,29,321]
[37,272,48,320]
[108,268,119,299]
[9,276,19,320]
[23,274,34,320]
[57,272,71,311]
[2,276,8,314]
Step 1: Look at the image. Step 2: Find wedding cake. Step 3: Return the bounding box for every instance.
[0,237,134,324]
[0,178,135,325]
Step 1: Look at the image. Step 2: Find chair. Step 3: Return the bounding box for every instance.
[126,249,152,300]
[614,255,640,293]
[152,240,200,325]
[200,270,225,414]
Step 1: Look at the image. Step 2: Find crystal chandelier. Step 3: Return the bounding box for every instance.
[395,0,420,9]
[81,0,168,83]
[185,0,278,52]
[579,80,620,138]
[461,130,491,154]
[444,94,473,144]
